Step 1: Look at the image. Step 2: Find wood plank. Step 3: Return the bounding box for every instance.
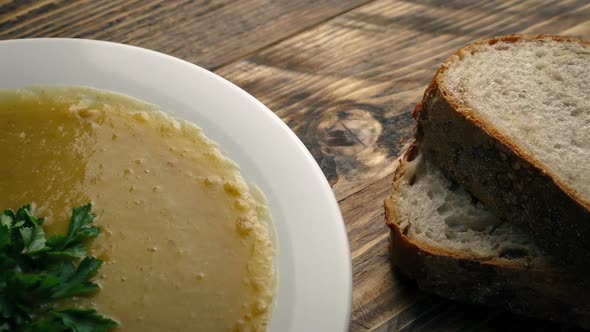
[0,0,371,69]
[217,0,590,201]
[215,0,590,330]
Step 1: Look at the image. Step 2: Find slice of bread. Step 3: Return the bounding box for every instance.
[414,34,590,266]
[384,143,590,328]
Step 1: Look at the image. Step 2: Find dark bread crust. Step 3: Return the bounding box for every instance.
[415,34,590,267]
[384,144,590,328]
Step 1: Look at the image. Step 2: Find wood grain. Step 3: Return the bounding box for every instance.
[216,0,590,330]
[0,0,371,69]
[217,0,590,200]
[3,0,590,330]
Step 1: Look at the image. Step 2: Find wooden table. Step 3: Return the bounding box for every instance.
[2,1,589,331]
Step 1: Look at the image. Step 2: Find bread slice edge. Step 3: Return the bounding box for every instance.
[384,142,590,328]
[415,34,590,266]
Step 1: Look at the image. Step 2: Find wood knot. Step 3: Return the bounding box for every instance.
[290,101,412,188]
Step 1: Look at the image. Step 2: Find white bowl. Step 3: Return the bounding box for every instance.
[0,39,352,331]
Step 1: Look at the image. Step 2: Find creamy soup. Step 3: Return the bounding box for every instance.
[0,87,275,331]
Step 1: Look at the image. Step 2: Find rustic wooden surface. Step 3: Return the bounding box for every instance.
[2,1,590,331]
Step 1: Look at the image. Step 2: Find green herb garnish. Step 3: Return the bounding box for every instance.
[0,204,117,332]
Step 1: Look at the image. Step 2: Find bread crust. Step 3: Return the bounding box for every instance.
[384,144,590,328]
[415,34,590,267]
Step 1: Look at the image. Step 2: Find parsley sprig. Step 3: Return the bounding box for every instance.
[0,204,117,332]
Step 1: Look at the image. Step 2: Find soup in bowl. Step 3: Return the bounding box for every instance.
[0,87,276,331]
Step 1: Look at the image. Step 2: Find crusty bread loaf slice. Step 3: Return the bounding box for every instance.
[414,34,590,266]
[384,143,590,328]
